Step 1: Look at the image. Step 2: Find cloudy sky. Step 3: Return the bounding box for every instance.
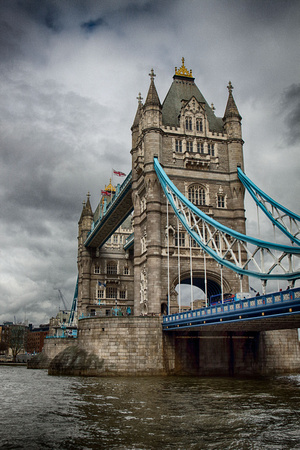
[0,0,299,325]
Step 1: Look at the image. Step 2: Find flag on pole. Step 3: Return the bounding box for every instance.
[113,169,126,177]
[101,190,111,196]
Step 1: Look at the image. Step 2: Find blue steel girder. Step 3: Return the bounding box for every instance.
[237,167,300,246]
[154,158,300,281]
[162,287,300,332]
[84,171,133,248]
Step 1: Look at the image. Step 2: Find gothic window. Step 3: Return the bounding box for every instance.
[175,139,182,153]
[107,287,117,299]
[196,119,203,132]
[113,235,118,244]
[186,141,193,152]
[119,290,126,299]
[197,142,204,153]
[188,185,206,206]
[208,143,215,156]
[185,117,192,131]
[217,194,225,208]
[175,231,185,247]
[124,266,129,275]
[107,261,117,275]
[94,266,100,274]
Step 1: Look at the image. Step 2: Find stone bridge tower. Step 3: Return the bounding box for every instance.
[131,59,248,315]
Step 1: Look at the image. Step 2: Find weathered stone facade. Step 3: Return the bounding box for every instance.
[131,60,248,316]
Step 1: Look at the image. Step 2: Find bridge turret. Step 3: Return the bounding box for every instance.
[223,81,244,173]
[77,193,93,317]
[143,69,162,166]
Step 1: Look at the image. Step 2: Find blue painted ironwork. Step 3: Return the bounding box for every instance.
[154,158,300,281]
[237,167,300,246]
[162,287,300,330]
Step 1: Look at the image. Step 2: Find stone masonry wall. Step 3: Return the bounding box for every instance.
[258,329,300,375]
[78,316,165,375]
[43,337,77,361]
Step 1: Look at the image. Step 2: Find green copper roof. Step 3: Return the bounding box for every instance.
[161,76,223,132]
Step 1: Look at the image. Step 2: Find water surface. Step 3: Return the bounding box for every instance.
[0,366,299,449]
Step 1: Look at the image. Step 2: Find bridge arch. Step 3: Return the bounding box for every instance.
[165,269,232,312]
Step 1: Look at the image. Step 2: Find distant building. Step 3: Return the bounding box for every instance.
[26,324,49,354]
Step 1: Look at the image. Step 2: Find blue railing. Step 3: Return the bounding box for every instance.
[162,287,300,330]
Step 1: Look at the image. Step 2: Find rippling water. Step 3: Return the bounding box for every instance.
[0,366,299,449]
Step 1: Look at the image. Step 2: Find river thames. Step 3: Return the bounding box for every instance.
[0,366,299,449]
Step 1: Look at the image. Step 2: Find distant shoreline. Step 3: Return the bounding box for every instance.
[0,362,27,366]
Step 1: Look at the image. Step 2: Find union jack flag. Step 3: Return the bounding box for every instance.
[101,190,111,196]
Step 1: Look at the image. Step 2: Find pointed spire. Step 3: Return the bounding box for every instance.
[85,192,92,215]
[144,69,161,107]
[223,81,241,120]
[132,92,143,129]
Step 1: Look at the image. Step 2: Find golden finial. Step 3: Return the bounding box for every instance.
[175,57,193,78]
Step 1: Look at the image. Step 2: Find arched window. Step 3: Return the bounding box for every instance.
[196,119,203,132]
[185,117,192,131]
[107,261,117,275]
[188,185,206,206]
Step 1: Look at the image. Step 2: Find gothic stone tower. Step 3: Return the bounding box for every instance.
[131,59,248,315]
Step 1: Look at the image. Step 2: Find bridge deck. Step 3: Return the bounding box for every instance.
[163,288,300,332]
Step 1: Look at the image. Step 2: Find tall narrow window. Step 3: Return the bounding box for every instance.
[185,117,192,131]
[217,194,225,208]
[208,143,215,156]
[197,142,204,153]
[196,119,203,132]
[186,141,193,152]
[188,185,206,206]
[175,139,182,153]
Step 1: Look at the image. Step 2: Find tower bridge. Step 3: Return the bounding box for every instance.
[70,59,300,377]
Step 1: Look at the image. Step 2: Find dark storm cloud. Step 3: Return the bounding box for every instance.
[81,17,106,32]
[282,84,300,144]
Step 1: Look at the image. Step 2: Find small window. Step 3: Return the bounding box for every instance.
[119,290,126,299]
[197,142,204,154]
[175,139,182,153]
[175,231,185,247]
[186,141,193,152]
[97,290,104,299]
[113,235,118,244]
[124,267,129,275]
[217,195,225,208]
[196,119,203,132]
[94,266,100,274]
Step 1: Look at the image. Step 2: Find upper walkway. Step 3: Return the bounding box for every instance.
[85,171,133,248]
[162,287,300,332]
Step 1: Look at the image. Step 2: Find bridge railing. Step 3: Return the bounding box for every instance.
[163,287,300,326]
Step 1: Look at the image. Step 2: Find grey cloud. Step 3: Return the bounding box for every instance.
[282,84,300,144]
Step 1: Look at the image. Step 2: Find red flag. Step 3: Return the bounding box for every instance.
[101,190,111,196]
[113,169,126,177]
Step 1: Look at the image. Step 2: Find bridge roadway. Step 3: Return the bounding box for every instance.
[162,288,300,332]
